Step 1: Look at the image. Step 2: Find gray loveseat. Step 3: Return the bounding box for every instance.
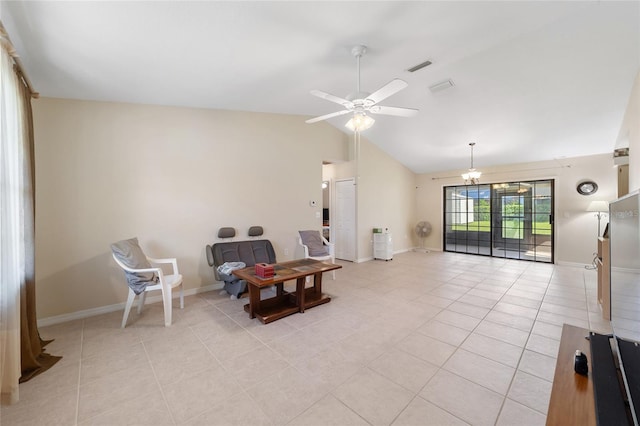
[205,239,276,298]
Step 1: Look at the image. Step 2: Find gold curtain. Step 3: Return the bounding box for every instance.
[0,24,60,404]
[16,68,61,384]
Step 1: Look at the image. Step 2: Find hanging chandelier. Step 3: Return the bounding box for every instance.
[462,142,481,185]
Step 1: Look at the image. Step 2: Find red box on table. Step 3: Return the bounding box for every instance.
[255,263,275,278]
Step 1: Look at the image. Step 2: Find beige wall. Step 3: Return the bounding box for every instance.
[322,135,417,261]
[416,153,617,265]
[356,135,417,261]
[33,98,351,318]
[34,72,636,319]
[33,98,417,319]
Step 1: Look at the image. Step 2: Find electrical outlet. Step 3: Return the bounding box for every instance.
[284,248,289,256]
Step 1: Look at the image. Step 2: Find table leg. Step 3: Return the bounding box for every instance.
[276,282,284,297]
[248,283,260,319]
[313,272,323,295]
[296,277,306,313]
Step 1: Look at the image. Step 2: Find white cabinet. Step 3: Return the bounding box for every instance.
[373,232,393,261]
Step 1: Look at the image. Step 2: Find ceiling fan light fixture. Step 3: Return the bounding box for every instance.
[345,113,375,132]
[306,45,418,127]
[462,142,481,185]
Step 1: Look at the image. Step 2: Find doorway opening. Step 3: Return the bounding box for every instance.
[322,180,330,241]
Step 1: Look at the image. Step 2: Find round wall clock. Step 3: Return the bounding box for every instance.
[577,180,598,195]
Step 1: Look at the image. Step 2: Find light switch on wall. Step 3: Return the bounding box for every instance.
[315,211,321,219]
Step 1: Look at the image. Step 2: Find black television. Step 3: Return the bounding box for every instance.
[609,191,640,425]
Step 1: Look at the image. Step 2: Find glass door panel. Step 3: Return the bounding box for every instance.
[530,181,553,262]
[443,184,491,255]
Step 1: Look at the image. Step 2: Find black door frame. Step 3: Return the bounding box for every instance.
[443,179,554,263]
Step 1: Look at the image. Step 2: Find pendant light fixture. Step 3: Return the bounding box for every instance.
[462,142,481,185]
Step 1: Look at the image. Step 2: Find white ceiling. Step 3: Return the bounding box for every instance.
[2,1,639,173]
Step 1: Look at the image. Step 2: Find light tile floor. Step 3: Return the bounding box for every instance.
[1,251,611,425]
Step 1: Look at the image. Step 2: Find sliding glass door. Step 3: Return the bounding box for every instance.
[444,179,553,263]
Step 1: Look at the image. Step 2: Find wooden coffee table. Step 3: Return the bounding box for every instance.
[546,324,595,425]
[232,258,341,324]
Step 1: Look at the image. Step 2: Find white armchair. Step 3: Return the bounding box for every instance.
[298,230,336,280]
[111,238,184,328]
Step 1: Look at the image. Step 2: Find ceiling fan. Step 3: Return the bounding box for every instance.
[306,45,419,131]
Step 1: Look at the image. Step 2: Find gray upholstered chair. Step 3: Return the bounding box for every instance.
[111,238,184,328]
[298,230,336,279]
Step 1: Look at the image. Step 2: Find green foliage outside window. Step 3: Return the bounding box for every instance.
[451,196,552,236]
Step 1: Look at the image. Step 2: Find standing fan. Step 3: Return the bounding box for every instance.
[413,221,432,253]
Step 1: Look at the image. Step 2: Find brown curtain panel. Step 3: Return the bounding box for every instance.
[16,68,61,383]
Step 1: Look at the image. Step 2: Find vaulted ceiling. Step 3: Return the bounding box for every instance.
[2,1,638,173]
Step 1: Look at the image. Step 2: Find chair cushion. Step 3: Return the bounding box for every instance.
[111,237,157,294]
[299,230,329,256]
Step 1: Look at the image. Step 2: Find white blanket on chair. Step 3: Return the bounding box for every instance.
[217,261,246,275]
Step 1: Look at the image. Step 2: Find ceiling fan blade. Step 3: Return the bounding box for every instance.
[305,109,350,124]
[310,90,353,108]
[369,105,419,117]
[365,79,408,104]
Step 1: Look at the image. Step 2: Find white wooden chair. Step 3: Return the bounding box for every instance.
[112,252,184,328]
[298,230,336,280]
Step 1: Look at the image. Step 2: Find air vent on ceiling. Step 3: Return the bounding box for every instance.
[428,79,455,93]
[407,60,433,73]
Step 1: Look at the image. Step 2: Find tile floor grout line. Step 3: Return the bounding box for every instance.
[497,264,556,422]
[324,389,376,426]
[411,259,527,425]
[470,261,539,425]
[73,319,85,426]
[213,294,341,425]
[188,304,280,425]
[409,261,527,424]
[425,256,576,424]
[140,338,178,426]
[24,253,599,426]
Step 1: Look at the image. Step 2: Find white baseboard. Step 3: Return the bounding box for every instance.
[407,246,442,252]
[37,283,222,327]
[556,260,594,268]
[358,248,415,263]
